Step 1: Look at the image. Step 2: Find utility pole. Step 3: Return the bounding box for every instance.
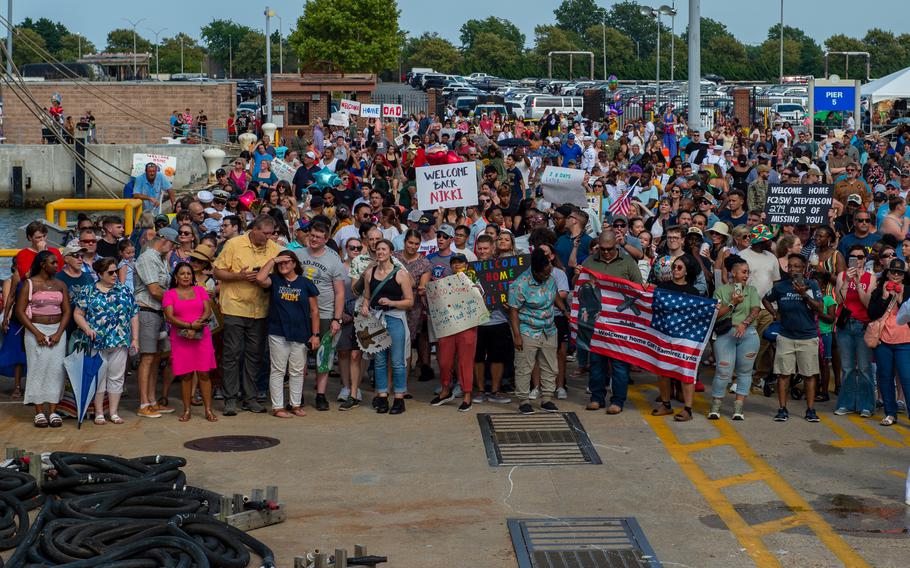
[265,7,274,123]
[77,33,81,58]
[229,36,233,79]
[146,27,167,78]
[6,0,12,76]
[669,0,676,81]
[601,14,607,80]
[276,14,283,74]
[123,17,146,79]
[180,36,184,74]
[688,0,701,132]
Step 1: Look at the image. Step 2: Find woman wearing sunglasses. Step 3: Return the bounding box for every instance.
[337,239,366,409]
[833,245,876,417]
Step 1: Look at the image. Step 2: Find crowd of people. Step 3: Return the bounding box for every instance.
[4,104,910,430]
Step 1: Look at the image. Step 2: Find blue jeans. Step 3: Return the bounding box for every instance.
[874,342,910,418]
[711,327,759,398]
[836,320,875,413]
[588,352,630,408]
[374,316,407,394]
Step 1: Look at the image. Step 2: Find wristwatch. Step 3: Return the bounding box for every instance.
[727,303,735,310]
[334,318,343,325]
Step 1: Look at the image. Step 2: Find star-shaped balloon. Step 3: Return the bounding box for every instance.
[312,166,337,189]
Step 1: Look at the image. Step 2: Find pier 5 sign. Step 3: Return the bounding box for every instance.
[416,163,478,209]
[763,184,833,225]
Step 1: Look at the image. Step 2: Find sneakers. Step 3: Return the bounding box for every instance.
[137,406,161,418]
[315,393,330,411]
[430,391,455,406]
[212,387,225,400]
[565,353,576,362]
[339,397,359,411]
[773,408,789,422]
[474,392,487,403]
[540,401,559,413]
[528,387,540,400]
[222,400,238,416]
[242,399,267,413]
[555,387,568,400]
[518,403,535,415]
[487,392,512,404]
[732,400,744,421]
[337,387,351,402]
[389,398,406,415]
[458,401,472,412]
[859,409,872,418]
[374,396,389,414]
[805,408,820,422]
[707,399,722,420]
[151,404,175,414]
[833,407,851,416]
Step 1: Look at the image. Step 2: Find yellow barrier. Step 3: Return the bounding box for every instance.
[0,249,18,258]
[45,199,143,233]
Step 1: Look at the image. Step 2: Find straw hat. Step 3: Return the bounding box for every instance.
[188,244,215,264]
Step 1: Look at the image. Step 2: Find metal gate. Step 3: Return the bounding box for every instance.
[371,92,428,117]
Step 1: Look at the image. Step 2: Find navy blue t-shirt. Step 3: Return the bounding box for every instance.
[837,232,881,259]
[764,278,820,340]
[267,274,319,343]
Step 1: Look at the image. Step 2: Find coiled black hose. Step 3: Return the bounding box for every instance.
[0,453,278,568]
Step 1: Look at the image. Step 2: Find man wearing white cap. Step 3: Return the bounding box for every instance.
[580,136,598,172]
[292,151,321,199]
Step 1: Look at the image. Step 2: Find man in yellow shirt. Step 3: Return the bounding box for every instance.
[214,214,281,416]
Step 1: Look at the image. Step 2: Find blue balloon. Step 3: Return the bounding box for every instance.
[312,166,336,189]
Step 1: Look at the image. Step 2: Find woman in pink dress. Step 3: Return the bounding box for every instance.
[163,262,217,422]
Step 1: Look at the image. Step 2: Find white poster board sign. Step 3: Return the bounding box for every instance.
[540,166,587,207]
[360,104,381,118]
[416,163,479,209]
[329,112,350,127]
[131,153,177,182]
[340,99,361,115]
[382,103,403,118]
[425,272,489,338]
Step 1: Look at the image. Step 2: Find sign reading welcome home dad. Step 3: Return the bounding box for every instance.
[415,163,479,209]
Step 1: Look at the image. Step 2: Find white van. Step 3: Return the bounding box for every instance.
[525,95,584,120]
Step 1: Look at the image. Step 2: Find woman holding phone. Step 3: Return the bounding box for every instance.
[833,245,876,417]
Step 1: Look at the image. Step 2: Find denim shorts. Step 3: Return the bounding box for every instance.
[819,332,833,361]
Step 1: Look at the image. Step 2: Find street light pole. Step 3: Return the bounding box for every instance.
[77,33,81,58]
[669,0,675,81]
[276,14,283,74]
[123,18,146,79]
[655,14,661,108]
[229,36,233,79]
[180,37,184,74]
[779,0,784,83]
[146,27,167,78]
[601,14,607,80]
[265,7,274,123]
[688,0,701,132]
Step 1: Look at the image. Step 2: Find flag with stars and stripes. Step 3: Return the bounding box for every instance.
[607,186,635,218]
[570,267,718,383]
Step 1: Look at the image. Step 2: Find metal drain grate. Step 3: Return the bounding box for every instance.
[477,413,601,466]
[184,435,280,452]
[508,517,661,568]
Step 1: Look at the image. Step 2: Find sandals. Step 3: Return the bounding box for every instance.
[273,409,292,419]
[880,415,896,427]
[673,409,693,422]
[48,413,63,428]
[205,410,219,422]
[34,413,48,428]
[178,411,192,422]
[651,401,673,416]
[94,416,106,425]
[290,406,307,417]
[110,415,125,424]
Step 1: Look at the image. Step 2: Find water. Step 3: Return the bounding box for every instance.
[0,208,46,248]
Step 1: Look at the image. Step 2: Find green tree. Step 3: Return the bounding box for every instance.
[156,33,206,74]
[402,33,462,74]
[531,25,582,79]
[19,17,69,55]
[56,33,97,61]
[463,32,520,77]
[752,38,802,82]
[201,19,254,73]
[106,28,152,54]
[861,28,908,78]
[583,24,637,80]
[459,17,525,50]
[230,31,284,78]
[604,0,667,59]
[288,0,402,73]
[11,28,47,67]
[553,0,606,37]
[766,25,823,77]
[703,35,749,80]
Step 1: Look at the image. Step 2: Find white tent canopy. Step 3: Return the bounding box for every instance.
[861,66,910,103]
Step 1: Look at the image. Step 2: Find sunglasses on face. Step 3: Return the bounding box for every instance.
[178,231,193,236]
[881,252,896,258]
[348,245,363,252]
[436,233,451,239]
[855,218,871,223]
[104,269,117,276]
[612,222,627,228]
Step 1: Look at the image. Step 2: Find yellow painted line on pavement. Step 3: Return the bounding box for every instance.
[845,415,908,448]
[628,385,872,568]
[819,415,878,449]
[886,469,908,480]
[751,514,803,536]
[710,470,767,489]
[679,437,726,452]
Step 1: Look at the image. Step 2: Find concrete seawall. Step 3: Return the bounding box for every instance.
[0,144,223,206]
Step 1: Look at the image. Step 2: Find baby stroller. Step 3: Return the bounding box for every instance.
[761,321,806,400]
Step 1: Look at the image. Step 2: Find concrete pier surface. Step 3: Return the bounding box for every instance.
[1,367,908,567]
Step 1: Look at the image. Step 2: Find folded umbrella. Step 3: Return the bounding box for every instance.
[63,336,104,429]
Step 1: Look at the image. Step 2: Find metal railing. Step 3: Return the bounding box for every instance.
[600,92,735,131]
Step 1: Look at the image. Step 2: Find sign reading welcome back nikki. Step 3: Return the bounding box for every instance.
[415,163,479,209]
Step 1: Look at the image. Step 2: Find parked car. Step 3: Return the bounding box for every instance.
[771,102,806,122]
[524,95,584,120]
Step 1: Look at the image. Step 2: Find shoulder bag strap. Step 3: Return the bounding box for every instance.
[370,267,399,300]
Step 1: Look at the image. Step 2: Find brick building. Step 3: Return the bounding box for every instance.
[0,81,235,144]
[270,72,376,137]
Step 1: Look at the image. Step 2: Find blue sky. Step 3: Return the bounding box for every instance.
[9,0,906,49]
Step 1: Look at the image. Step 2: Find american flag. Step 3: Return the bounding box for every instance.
[570,267,717,383]
[607,184,637,217]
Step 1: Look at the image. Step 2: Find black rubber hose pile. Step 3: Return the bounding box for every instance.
[0,452,276,568]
